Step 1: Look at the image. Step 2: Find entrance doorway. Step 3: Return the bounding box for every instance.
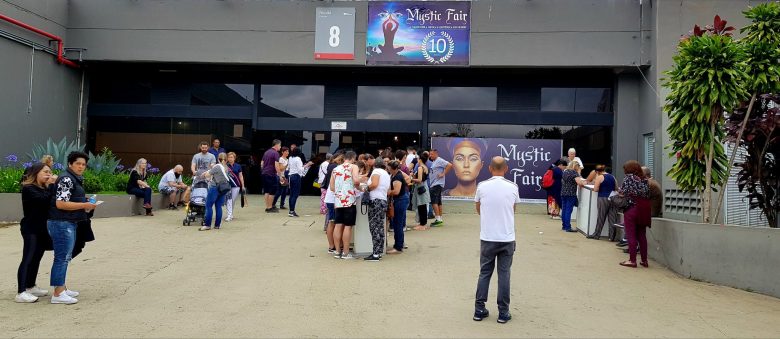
[251,130,420,195]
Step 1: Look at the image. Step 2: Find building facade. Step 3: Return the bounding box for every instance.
[0,0,769,221]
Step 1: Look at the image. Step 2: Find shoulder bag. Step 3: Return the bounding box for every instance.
[216,164,232,195]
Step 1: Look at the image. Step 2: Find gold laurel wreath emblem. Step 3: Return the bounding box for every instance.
[421,31,455,64]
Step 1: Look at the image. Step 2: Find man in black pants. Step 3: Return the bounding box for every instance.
[473,157,520,324]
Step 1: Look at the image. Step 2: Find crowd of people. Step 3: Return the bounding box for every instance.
[314,145,453,261]
[544,148,663,268]
[13,137,660,325]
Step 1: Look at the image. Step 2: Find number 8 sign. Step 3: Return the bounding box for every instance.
[315,8,355,60]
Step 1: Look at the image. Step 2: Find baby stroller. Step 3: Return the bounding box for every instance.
[183,181,209,226]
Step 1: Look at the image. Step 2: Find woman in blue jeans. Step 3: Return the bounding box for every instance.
[286,148,313,217]
[560,160,584,232]
[200,152,231,231]
[48,151,97,304]
[127,158,154,216]
[387,161,410,254]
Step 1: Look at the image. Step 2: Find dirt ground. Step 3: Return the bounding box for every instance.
[1,196,779,338]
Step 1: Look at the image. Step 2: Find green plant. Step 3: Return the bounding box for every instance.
[714,3,780,223]
[0,167,24,193]
[88,147,122,174]
[26,137,85,168]
[663,15,750,223]
[725,95,779,227]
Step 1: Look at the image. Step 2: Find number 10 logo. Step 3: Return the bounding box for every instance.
[421,31,455,64]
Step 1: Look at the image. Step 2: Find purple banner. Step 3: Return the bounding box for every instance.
[366,1,470,66]
[430,137,563,202]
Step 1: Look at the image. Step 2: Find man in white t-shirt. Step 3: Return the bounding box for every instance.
[404,146,418,168]
[473,156,520,324]
[159,165,190,209]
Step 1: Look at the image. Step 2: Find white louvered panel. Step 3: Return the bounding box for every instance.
[643,133,655,175]
[724,145,768,227]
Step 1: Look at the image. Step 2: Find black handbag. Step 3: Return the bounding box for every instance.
[417,185,426,195]
[609,194,629,211]
[216,165,232,195]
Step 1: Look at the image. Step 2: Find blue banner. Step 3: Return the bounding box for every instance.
[366,1,470,66]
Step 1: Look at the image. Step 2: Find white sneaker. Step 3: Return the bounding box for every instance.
[199,226,211,231]
[51,293,78,304]
[15,291,38,303]
[26,286,48,297]
[342,253,355,260]
[64,289,79,298]
[225,217,233,222]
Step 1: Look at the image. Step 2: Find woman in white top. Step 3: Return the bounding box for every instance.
[287,147,312,217]
[318,154,332,216]
[273,147,290,209]
[364,158,391,261]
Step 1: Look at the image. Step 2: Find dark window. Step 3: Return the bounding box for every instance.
[542,88,612,112]
[541,88,575,112]
[191,84,254,106]
[429,87,497,110]
[357,86,423,120]
[90,80,151,104]
[259,85,324,118]
[575,88,612,112]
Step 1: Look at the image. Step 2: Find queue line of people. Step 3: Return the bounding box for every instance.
[545,155,660,268]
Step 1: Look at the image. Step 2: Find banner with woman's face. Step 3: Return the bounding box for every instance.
[431,137,562,202]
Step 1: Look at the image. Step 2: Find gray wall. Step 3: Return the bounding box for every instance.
[67,0,647,67]
[648,218,780,298]
[614,73,641,183]
[0,0,82,161]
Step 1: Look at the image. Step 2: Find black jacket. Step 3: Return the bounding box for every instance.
[49,169,89,222]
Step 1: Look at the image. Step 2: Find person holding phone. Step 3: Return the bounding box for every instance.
[48,151,98,304]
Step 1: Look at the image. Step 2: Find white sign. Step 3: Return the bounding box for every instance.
[315,8,356,60]
[331,121,347,130]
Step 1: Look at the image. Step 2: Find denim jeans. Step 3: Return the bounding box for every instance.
[128,187,152,205]
[273,184,288,207]
[288,174,301,212]
[561,196,577,231]
[47,220,76,287]
[204,186,227,228]
[391,193,409,251]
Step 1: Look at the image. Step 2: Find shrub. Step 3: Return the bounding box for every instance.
[0,167,24,193]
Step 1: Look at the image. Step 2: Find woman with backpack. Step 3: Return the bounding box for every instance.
[543,159,567,219]
[200,152,231,231]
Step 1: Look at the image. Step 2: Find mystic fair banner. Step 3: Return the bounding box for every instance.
[366,1,470,66]
[430,137,563,203]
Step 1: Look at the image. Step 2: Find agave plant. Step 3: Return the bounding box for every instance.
[88,147,122,174]
[26,137,85,167]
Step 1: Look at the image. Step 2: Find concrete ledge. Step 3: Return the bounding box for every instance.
[0,193,165,222]
[647,218,780,298]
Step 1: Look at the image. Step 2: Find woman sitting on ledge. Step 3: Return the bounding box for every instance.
[127,158,154,216]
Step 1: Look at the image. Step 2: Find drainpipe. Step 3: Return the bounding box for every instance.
[76,70,85,142]
[0,13,79,68]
